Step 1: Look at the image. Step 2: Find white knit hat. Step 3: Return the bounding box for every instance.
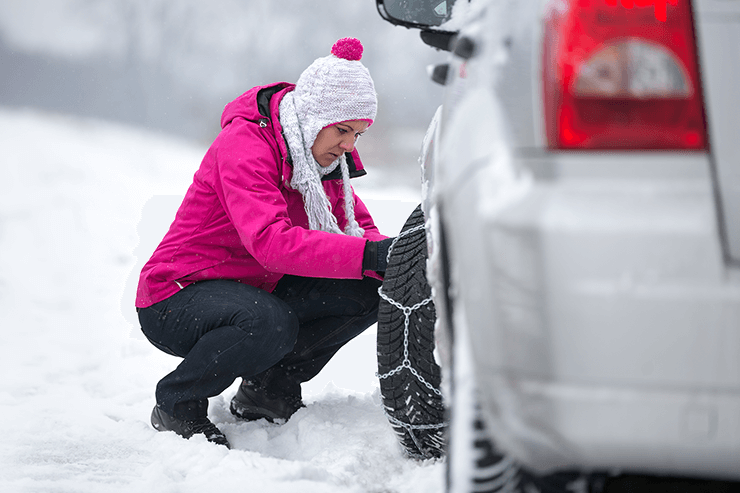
[293,37,377,149]
[279,38,377,237]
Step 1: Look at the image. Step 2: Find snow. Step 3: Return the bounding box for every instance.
[0,107,444,492]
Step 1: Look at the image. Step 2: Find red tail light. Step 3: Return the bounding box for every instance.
[543,0,708,150]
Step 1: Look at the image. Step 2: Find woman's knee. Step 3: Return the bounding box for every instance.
[276,275,382,318]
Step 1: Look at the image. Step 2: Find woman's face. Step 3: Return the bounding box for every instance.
[311,120,369,167]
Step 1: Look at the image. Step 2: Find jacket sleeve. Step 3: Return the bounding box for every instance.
[211,119,369,279]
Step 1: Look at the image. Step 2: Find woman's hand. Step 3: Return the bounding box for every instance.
[362,237,395,274]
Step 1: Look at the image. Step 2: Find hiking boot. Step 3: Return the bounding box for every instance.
[229,380,304,423]
[151,406,230,449]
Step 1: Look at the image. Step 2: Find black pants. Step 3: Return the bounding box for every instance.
[138,275,381,420]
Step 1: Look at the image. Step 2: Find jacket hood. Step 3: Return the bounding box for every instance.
[221,82,294,130]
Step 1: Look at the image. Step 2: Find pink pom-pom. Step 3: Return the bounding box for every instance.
[331,38,363,61]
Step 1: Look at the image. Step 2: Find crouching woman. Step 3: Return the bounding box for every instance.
[135,38,393,448]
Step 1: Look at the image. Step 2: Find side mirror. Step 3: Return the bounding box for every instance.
[376,0,459,51]
[376,0,456,29]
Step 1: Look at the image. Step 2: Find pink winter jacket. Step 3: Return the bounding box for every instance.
[135,82,387,308]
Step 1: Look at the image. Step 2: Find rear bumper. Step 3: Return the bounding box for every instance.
[477,374,740,480]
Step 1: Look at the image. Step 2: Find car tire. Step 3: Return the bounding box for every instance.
[377,204,446,460]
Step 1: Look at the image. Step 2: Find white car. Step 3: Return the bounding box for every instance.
[374,0,740,491]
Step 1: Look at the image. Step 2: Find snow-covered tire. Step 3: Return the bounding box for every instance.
[377,204,446,460]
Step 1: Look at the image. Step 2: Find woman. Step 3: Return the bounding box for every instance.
[135,38,393,449]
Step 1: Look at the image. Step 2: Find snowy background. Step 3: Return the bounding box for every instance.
[0,1,448,491]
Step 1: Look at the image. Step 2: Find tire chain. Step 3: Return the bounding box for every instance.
[376,208,447,460]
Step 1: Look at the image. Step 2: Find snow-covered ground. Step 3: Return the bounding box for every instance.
[0,108,444,492]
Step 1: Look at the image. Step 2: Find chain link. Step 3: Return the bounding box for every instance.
[377,221,446,434]
[377,288,439,397]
